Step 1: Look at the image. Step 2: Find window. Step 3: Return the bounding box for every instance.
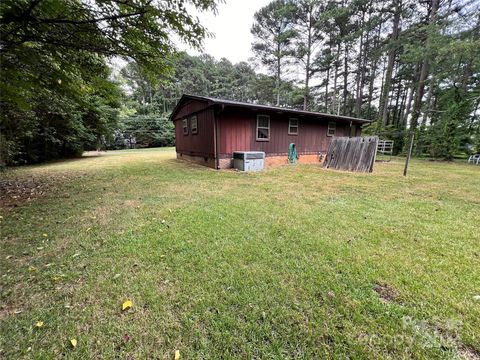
[191,115,198,134]
[182,119,188,135]
[327,121,336,137]
[256,115,270,141]
[288,118,298,135]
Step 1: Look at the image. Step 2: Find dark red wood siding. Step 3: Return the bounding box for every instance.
[217,108,354,158]
[174,106,215,158]
[172,98,210,121]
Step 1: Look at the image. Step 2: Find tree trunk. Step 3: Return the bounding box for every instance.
[409,0,439,131]
[366,24,382,119]
[354,10,366,117]
[420,74,435,128]
[276,43,281,106]
[325,66,330,111]
[416,75,435,155]
[398,84,408,127]
[303,8,312,111]
[325,35,334,111]
[379,57,387,118]
[402,63,419,126]
[332,43,340,113]
[393,68,402,126]
[343,43,349,115]
[379,0,402,127]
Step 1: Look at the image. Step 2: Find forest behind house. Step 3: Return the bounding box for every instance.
[1,0,479,165]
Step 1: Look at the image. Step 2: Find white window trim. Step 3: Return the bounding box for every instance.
[288,118,299,135]
[191,115,198,134]
[327,121,336,137]
[256,114,270,141]
[182,118,188,135]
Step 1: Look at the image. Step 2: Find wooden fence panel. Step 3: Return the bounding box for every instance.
[324,136,379,172]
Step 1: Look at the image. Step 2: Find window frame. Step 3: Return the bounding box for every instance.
[182,118,188,135]
[288,118,299,135]
[191,115,198,135]
[256,114,270,141]
[327,121,336,137]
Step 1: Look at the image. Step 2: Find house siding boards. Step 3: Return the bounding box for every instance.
[174,107,215,158]
[170,95,370,169]
[217,108,252,157]
[172,99,210,121]
[217,107,352,158]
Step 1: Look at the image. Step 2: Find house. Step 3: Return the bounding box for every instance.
[169,94,371,169]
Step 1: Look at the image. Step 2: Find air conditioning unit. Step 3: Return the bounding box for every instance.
[233,151,265,172]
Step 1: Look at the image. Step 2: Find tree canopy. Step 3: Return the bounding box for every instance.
[1,0,479,164]
[0,0,218,164]
[248,0,480,158]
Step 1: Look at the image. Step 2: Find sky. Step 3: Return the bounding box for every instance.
[176,0,272,64]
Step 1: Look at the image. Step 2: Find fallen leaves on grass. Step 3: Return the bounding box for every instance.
[0,177,60,210]
[35,321,44,327]
[70,339,77,348]
[122,300,133,311]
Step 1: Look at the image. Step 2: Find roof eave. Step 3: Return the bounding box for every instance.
[170,94,372,124]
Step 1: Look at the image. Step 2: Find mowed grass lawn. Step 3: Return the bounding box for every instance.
[1,148,479,359]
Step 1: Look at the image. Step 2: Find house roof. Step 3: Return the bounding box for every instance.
[170,94,372,124]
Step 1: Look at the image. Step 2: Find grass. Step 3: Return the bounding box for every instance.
[1,147,479,359]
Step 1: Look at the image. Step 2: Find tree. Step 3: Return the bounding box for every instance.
[408,0,440,133]
[0,0,219,164]
[377,0,402,127]
[251,0,297,106]
[291,0,325,110]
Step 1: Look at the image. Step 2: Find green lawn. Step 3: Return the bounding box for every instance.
[1,148,479,359]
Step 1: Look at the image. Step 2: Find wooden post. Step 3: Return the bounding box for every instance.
[403,132,415,176]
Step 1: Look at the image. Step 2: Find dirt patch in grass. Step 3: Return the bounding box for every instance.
[0,302,22,320]
[458,345,480,360]
[123,199,140,207]
[92,205,114,225]
[431,323,480,360]
[373,282,399,302]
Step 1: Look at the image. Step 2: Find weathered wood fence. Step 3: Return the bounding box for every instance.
[324,136,379,172]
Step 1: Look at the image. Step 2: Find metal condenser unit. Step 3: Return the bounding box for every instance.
[233,151,265,172]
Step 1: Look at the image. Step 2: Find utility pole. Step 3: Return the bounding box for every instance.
[403,132,414,176]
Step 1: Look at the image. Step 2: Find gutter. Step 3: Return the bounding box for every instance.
[214,104,225,170]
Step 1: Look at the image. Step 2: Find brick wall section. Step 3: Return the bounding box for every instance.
[218,158,233,169]
[177,152,326,169]
[265,153,326,167]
